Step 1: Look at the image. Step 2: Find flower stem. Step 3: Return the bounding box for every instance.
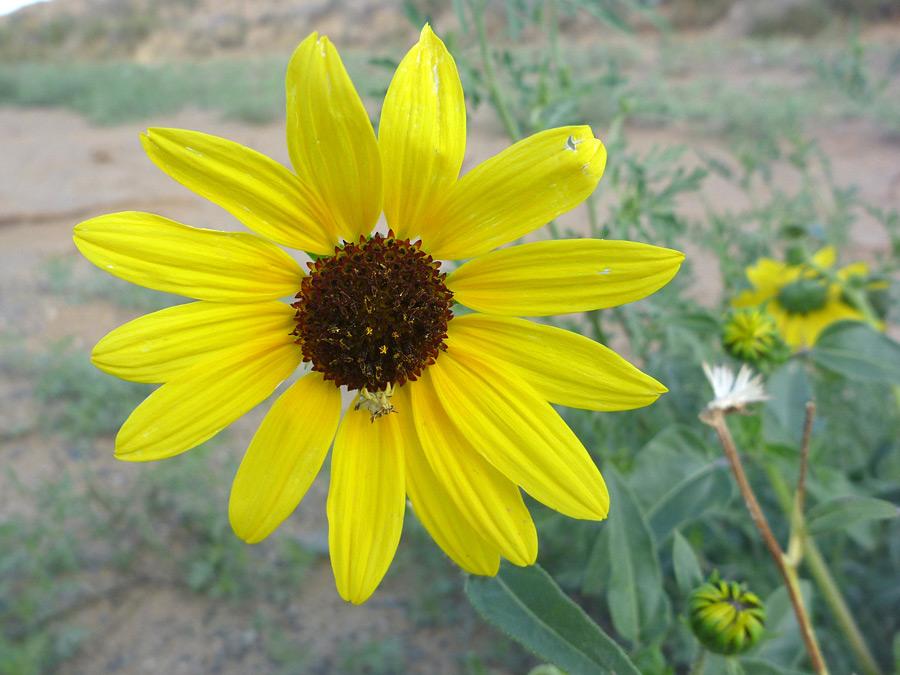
[766,468,883,675]
[786,403,814,565]
[704,408,829,674]
[468,0,521,142]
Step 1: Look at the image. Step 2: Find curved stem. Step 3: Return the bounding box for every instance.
[766,468,883,675]
[786,403,814,565]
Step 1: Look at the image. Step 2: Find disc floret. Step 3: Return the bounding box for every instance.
[292,232,453,409]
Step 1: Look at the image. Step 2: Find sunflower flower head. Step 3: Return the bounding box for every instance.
[731,246,874,350]
[688,575,766,656]
[73,25,684,604]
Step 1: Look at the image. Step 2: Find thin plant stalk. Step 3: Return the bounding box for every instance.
[547,0,561,77]
[704,408,829,675]
[689,647,707,675]
[467,0,521,142]
[785,403,815,565]
[766,468,883,675]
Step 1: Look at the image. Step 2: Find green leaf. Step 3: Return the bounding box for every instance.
[805,496,899,536]
[763,360,813,448]
[706,655,808,675]
[893,630,900,674]
[737,658,809,675]
[604,465,671,644]
[809,320,900,383]
[755,581,814,667]
[582,527,610,596]
[672,531,703,597]
[465,563,640,675]
[646,459,733,544]
[629,425,715,512]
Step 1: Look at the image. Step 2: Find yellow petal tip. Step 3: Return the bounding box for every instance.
[582,136,607,182]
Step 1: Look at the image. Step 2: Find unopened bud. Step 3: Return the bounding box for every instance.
[688,575,766,655]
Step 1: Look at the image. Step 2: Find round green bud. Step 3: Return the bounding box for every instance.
[722,308,781,363]
[776,277,828,314]
[688,576,766,656]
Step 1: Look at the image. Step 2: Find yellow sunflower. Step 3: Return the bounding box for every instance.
[732,246,869,350]
[73,25,684,604]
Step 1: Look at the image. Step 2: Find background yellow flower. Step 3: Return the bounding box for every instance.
[732,246,870,349]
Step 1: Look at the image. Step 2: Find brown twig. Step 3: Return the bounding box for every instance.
[787,402,816,564]
[796,402,816,515]
[704,408,829,675]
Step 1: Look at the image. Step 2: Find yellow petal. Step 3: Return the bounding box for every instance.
[74,212,304,302]
[230,372,341,544]
[378,24,465,240]
[286,33,382,243]
[448,314,665,411]
[428,349,609,521]
[116,333,303,461]
[422,127,606,260]
[837,261,868,280]
[394,385,500,576]
[92,300,295,383]
[731,288,770,309]
[141,128,338,255]
[745,258,787,297]
[328,404,406,604]
[411,369,537,566]
[812,246,836,268]
[448,239,684,316]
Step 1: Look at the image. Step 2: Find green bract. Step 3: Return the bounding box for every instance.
[688,577,766,656]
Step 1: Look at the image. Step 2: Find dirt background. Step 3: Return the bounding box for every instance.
[1,1,899,673]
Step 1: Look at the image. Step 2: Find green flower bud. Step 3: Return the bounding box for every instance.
[784,244,808,265]
[722,308,782,364]
[688,576,766,656]
[776,276,828,314]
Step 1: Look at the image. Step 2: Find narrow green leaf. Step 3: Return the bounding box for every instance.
[646,459,733,544]
[806,496,899,536]
[809,320,900,383]
[605,465,671,644]
[672,531,703,597]
[465,563,640,675]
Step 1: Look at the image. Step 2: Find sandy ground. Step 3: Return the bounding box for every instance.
[1,32,899,673]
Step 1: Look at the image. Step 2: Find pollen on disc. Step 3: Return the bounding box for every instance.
[292,233,454,392]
